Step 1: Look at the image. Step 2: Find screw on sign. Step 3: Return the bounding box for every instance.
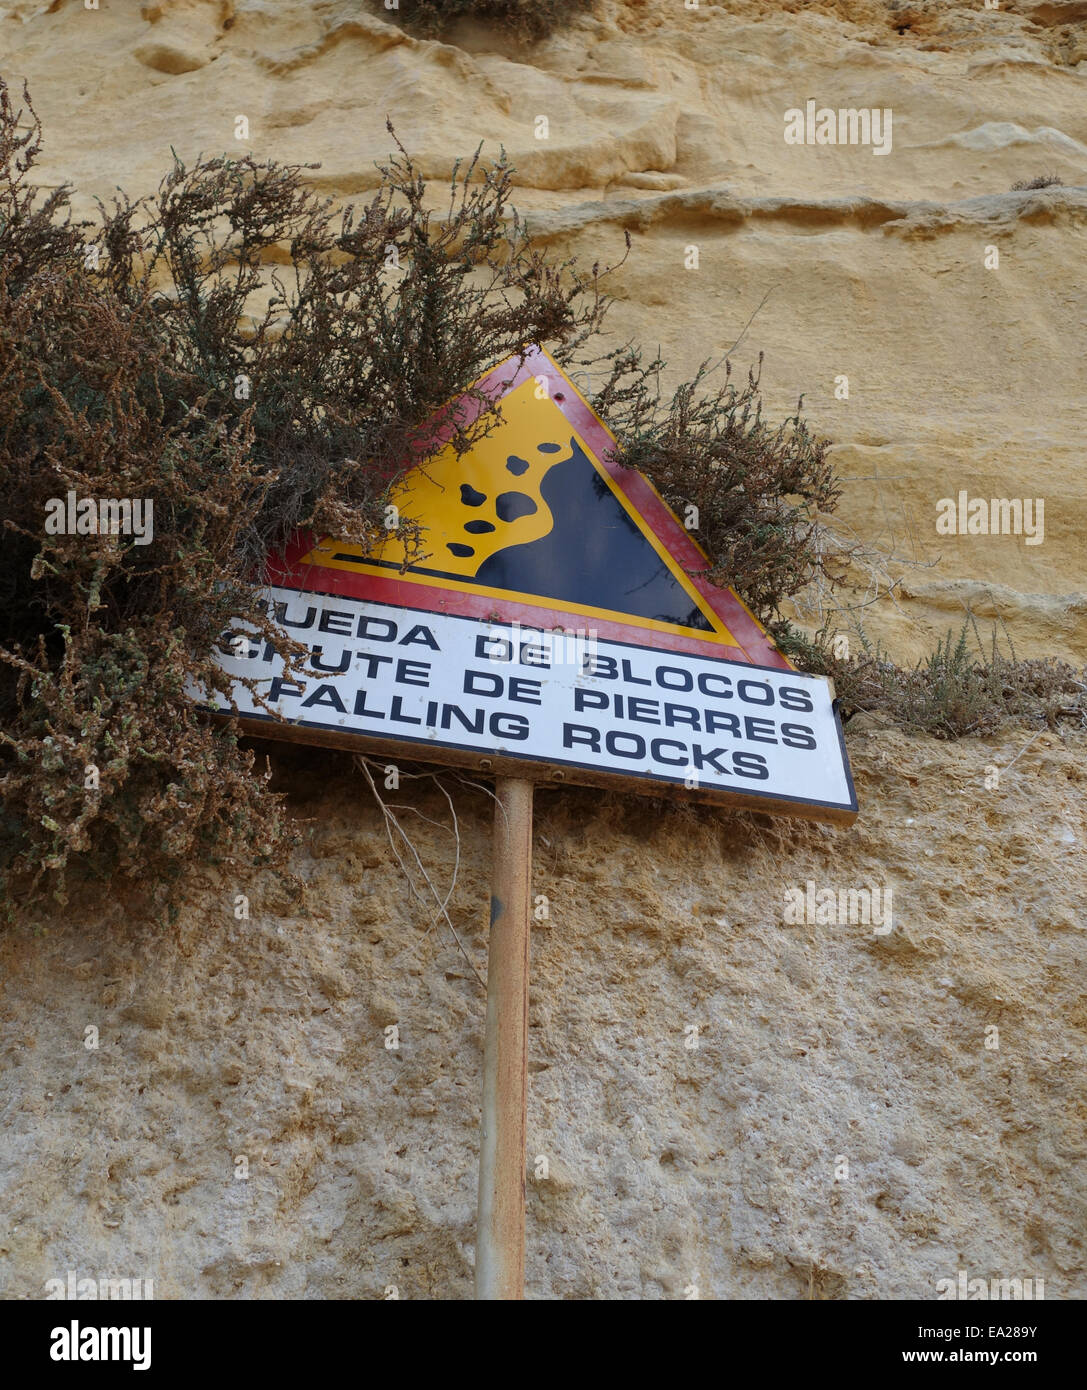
[194,345,858,1299]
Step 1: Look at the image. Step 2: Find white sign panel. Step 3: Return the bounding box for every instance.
[198,586,857,821]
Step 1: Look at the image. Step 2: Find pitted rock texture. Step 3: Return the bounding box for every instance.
[0,729,1085,1299]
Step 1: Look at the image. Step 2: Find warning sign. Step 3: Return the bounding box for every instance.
[265,346,790,669]
[192,345,863,1305]
[205,590,857,822]
[201,347,857,824]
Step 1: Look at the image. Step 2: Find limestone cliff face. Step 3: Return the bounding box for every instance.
[1,0,1085,1299]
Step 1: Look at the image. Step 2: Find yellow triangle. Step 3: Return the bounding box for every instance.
[300,377,744,650]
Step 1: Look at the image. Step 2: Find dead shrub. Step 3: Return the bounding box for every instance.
[381,0,594,42]
[0,80,844,915]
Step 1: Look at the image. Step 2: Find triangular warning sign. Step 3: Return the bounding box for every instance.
[266,347,792,670]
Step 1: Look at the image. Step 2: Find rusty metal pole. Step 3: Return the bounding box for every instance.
[475,775,533,1300]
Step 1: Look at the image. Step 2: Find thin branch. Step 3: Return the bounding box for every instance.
[353,755,484,989]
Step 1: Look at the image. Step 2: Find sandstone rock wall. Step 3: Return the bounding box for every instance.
[6,0,1087,660]
[1,728,1084,1299]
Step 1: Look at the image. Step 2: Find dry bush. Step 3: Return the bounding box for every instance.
[594,348,844,635]
[95,121,612,572]
[0,87,612,912]
[0,79,845,915]
[0,88,290,912]
[381,0,594,41]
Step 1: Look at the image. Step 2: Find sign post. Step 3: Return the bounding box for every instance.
[197,345,858,1301]
[476,776,533,1300]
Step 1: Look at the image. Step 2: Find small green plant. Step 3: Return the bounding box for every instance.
[1011,174,1064,191]
[809,617,1086,739]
